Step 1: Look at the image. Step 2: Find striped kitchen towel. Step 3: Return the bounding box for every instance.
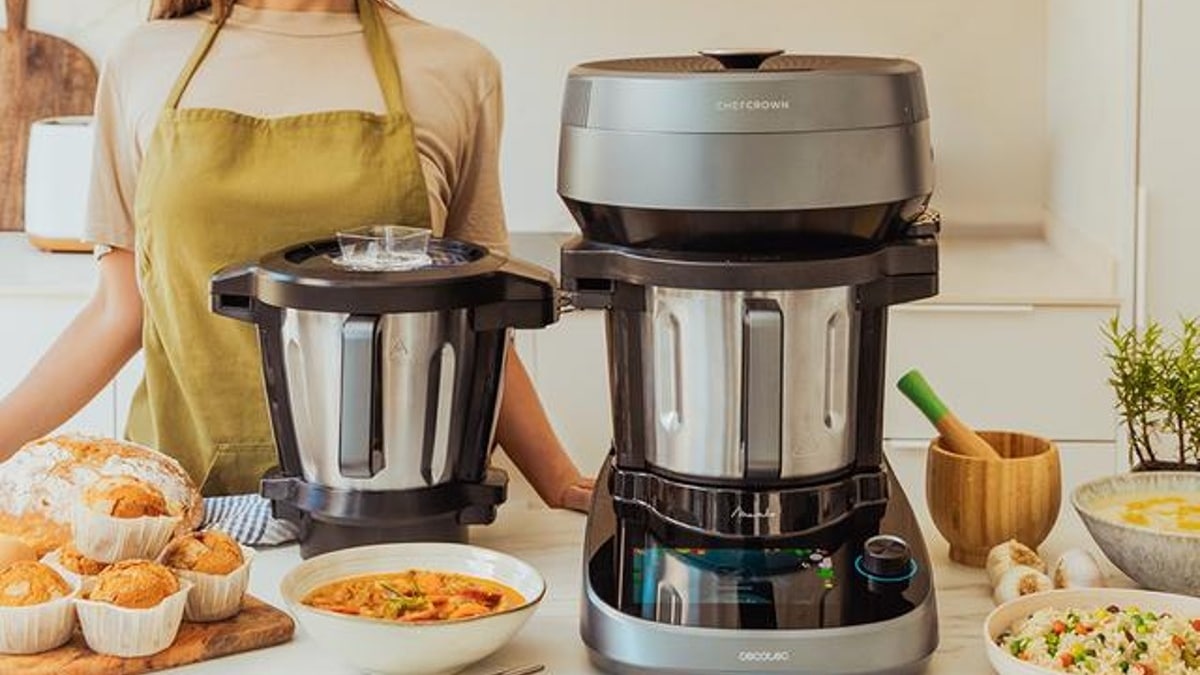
[201,494,299,546]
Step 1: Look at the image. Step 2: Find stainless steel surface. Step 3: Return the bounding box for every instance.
[611,467,889,538]
[559,122,932,212]
[623,286,856,481]
[742,299,783,479]
[582,576,938,674]
[339,315,380,479]
[281,307,496,491]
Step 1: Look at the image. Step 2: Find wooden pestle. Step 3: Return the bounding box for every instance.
[897,370,1003,461]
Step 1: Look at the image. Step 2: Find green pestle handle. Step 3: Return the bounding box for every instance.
[897,369,1002,461]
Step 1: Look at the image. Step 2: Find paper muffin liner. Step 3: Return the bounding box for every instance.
[75,578,192,658]
[168,545,254,623]
[71,501,182,563]
[40,549,103,588]
[0,579,79,655]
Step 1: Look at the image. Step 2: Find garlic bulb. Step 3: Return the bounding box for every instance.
[986,539,1046,586]
[1052,549,1105,589]
[993,565,1053,605]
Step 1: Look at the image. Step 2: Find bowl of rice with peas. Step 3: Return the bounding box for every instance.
[985,589,1200,675]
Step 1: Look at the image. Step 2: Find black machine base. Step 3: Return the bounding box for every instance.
[581,456,938,674]
[295,515,467,560]
[261,468,508,559]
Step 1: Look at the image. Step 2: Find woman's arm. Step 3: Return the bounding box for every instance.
[0,250,143,460]
[494,345,594,512]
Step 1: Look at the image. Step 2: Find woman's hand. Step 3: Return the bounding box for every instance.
[494,344,596,514]
[0,250,142,462]
[558,477,596,514]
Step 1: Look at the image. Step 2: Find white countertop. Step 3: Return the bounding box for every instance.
[0,235,96,298]
[162,443,1130,675]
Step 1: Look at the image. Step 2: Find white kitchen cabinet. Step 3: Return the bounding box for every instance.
[1140,1,1200,321]
[520,310,613,478]
[884,303,1116,442]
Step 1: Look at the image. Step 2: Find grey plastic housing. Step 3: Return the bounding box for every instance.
[557,52,935,248]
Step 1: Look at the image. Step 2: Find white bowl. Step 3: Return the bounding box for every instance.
[984,588,1200,675]
[1072,472,1200,595]
[280,543,545,675]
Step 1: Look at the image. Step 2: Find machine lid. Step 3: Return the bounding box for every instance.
[211,237,558,319]
[563,50,928,134]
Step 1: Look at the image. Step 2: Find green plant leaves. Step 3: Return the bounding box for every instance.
[1104,316,1200,467]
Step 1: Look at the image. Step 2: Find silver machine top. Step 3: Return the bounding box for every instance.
[557,50,936,250]
[563,52,928,134]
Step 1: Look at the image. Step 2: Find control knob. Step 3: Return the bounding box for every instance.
[862,535,912,579]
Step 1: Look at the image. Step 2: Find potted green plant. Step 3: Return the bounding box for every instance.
[1105,317,1200,471]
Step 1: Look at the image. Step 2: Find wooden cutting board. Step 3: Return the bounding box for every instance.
[0,596,295,675]
[0,0,98,231]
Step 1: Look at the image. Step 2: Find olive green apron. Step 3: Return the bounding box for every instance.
[129,0,432,496]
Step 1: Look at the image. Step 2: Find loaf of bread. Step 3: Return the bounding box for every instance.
[0,435,203,556]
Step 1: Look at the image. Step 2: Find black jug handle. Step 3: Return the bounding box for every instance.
[471,257,559,332]
[211,263,259,323]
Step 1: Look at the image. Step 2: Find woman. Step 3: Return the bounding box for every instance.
[0,0,593,514]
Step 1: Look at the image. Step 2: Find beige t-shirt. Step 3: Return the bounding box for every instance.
[85,5,508,254]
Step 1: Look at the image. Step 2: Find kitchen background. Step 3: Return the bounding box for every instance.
[2,0,1196,481]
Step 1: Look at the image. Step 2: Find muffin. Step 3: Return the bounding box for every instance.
[83,476,169,518]
[85,560,179,609]
[161,530,243,575]
[72,477,183,562]
[58,542,110,577]
[75,560,191,658]
[160,530,252,622]
[0,561,70,607]
[0,561,77,654]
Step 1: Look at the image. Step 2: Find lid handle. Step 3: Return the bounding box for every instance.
[700,48,785,70]
[211,263,258,323]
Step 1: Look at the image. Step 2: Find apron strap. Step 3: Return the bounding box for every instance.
[164,0,408,116]
[357,0,407,116]
[165,12,227,111]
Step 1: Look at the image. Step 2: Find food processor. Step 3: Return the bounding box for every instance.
[558,50,941,674]
[212,231,558,558]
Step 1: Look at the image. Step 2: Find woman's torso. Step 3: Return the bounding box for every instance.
[87,5,509,253]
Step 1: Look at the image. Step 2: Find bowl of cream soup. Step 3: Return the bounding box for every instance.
[1073,472,1200,596]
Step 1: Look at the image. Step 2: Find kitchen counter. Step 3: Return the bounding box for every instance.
[164,443,1129,675]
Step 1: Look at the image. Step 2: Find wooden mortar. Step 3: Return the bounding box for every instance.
[926,430,1062,567]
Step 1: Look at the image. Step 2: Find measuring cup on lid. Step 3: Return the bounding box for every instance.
[335,225,433,272]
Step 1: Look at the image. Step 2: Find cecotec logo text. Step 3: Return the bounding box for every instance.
[737,650,793,663]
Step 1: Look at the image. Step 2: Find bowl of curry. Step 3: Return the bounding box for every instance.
[280,543,545,675]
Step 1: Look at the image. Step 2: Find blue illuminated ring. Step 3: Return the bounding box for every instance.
[854,555,919,583]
